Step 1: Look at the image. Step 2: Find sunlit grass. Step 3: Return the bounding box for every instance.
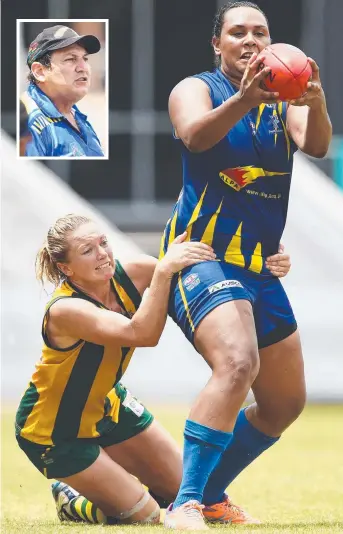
[2,405,343,533]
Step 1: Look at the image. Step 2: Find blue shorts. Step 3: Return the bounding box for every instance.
[168,261,297,349]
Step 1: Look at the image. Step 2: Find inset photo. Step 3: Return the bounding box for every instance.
[17,19,108,158]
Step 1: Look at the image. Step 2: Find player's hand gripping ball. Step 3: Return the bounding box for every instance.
[256,43,312,101]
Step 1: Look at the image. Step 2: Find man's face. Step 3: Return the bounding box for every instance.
[41,44,91,102]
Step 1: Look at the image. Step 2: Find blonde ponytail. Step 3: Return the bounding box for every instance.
[35,242,63,286]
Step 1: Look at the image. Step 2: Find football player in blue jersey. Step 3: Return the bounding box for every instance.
[23,25,104,157]
[160,2,332,528]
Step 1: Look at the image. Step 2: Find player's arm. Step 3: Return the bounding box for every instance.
[50,236,216,347]
[122,255,158,296]
[286,58,332,158]
[169,53,278,153]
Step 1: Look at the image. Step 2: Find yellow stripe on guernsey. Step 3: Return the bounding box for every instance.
[22,283,86,443]
[78,359,125,438]
[224,222,245,267]
[273,107,278,145]
[158,222,169,259]
[178,273,195,332]
[186,184,208,240]
[168,210,178,246]
[113,278,136,317]
[255,103,266,131]
[201,198,224,246]
[248,241,263,273]
[24,347,85,443]
[78,278,137,437]
[225,225,263,274]
[278,102,291,160]
[105,387,121,423]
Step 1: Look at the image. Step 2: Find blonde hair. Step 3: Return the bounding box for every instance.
[36,214,92,286]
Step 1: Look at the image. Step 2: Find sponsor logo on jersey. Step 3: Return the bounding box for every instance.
[268,113,283,135]
[183,273,200,291]
[208,280,243,294]
[219,165,288,191]
[249,120,257,136]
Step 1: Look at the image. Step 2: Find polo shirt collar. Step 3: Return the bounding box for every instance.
[27,83,87,121]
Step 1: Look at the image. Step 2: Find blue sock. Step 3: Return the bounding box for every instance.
[203,408,279,505]
[173,419,233,509]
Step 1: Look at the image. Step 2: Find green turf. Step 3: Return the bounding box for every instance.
[2,405,343,533]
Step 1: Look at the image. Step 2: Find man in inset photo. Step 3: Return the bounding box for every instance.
[23,25,104,157]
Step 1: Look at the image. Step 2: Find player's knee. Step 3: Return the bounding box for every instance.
[115,491,160,524]
[230,354,260,389]
[214,343,260,389]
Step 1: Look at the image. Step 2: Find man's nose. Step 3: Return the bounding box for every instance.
[76,59,89,71]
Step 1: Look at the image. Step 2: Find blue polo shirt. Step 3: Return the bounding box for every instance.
[23,84,104,157]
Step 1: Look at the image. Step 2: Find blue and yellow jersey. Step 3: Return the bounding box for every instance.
[22,84,104,157]
[16,260,141,446]
[160,68,297,274]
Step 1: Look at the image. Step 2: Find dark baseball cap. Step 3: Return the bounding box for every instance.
[27,25,101,66]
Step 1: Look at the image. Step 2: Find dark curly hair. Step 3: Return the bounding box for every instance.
[27,52,52,85]
[212,2,269,67]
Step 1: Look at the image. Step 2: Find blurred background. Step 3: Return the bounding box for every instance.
[18,19,108,155]
[1,0,343,405]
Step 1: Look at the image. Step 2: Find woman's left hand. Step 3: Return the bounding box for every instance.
[288,58,325,109]
[265,244,291,278]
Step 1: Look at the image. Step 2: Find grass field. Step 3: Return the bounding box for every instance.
[2,405,343,533]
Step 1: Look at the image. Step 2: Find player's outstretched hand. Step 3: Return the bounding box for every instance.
[288,58,324,108]
[159,232,216,276]
[238,52,280,108]
[265,243,291,278]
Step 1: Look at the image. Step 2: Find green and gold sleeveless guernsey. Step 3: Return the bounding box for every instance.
[16,260,141,446]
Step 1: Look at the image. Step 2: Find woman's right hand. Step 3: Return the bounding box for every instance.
[238,52,280,108]
[159,232,216,276]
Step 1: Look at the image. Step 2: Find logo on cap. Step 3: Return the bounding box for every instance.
[54,26,76,38]
[28,41,38,53]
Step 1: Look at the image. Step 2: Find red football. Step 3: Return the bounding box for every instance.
[257,43,312,101]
